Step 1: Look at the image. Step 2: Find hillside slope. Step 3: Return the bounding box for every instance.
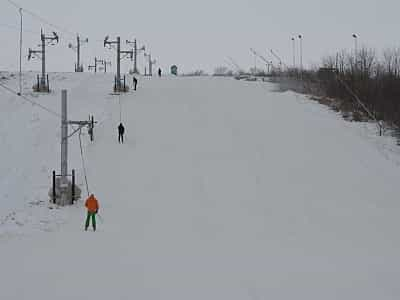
[1,73,400,300]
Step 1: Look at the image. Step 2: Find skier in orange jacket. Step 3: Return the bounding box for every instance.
[85,194,99,231]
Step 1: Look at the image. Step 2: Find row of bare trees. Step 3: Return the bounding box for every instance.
[291,47,400,128]
[322,47,400,79]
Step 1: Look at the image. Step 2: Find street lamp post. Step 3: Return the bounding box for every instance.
[291,37,296,69]
[298,34,303,72]
[18,8,22,96]
[352,33,358,69]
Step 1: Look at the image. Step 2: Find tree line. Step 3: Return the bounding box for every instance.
[289,47,400,129]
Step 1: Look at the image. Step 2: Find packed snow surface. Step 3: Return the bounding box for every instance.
[1,73,400,299]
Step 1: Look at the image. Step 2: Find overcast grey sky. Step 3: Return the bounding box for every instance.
[1,0,399,74]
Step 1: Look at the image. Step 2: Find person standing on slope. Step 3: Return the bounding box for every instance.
[85,193,99,231]
[118,122,125,144]
[133,76,138,91]
[158,68,162,77]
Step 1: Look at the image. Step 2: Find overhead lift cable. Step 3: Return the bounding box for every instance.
[0,81,60,117]
[5,0,76,37]
[78,129,90,197]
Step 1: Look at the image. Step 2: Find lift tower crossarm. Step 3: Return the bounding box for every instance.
[250,48,273,72]
[227,57,244,73]
[270,49,288,70]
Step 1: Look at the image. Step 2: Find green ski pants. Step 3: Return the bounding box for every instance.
[85,212,96,230]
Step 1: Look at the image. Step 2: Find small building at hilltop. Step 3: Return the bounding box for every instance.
[170,65,178,76]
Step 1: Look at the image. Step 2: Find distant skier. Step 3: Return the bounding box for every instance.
[158,68,162,77]
[88,124,94,142]
[133,76,138,91]
[118,122,125,144]
[85,193,99,231]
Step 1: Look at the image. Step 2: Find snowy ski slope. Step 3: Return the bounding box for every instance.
[1,72,400,299]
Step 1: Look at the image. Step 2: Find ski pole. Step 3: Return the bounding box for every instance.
[97,213,104,223]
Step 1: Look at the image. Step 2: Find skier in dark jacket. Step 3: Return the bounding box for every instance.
[158,68,162,77]
[133,76,138,91]
[118,122,125,143]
